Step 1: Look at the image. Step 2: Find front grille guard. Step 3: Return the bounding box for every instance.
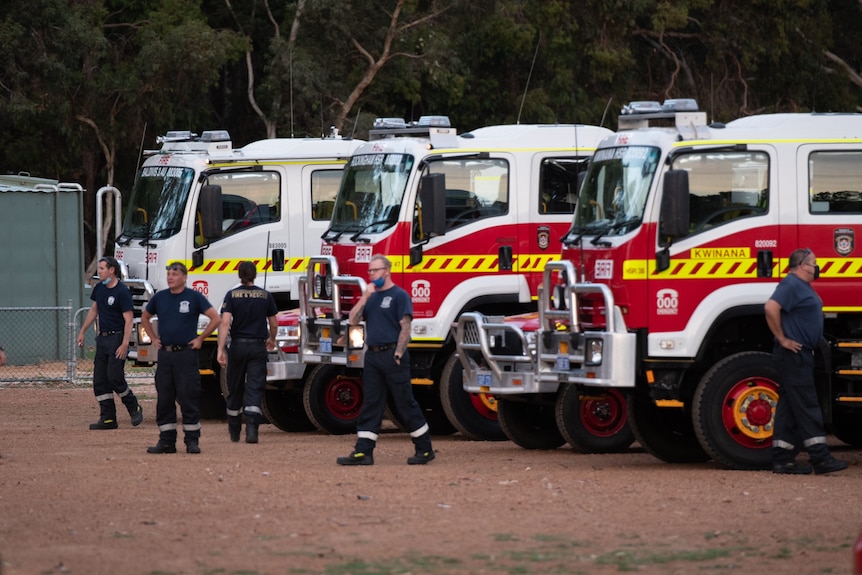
[298,255,367,367]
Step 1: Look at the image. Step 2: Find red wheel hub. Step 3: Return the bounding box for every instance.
[721,377,779,448]
[579,390,627,437]
[468,393,498,421]
[325,376,363,421]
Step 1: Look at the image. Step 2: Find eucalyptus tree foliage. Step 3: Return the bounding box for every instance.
[0,0,244,265]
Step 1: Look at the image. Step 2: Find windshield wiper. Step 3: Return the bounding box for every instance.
[590,217,641,246]
[349,219,395,243]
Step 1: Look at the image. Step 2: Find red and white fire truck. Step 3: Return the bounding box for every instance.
[288,118,612,437]
[102,129,363,419]
[456,100,862,468]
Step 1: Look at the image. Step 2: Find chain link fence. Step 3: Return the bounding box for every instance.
[0,302,155,387]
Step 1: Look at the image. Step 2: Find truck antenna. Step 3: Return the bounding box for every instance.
[349,108,361,140]
[516,32,541,125]
[599,97,613,129]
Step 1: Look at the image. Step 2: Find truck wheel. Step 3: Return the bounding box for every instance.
[263,386,316,432]
[830,408,862,447]
[693,351,777,470]
[440,354,506,441]
[303,364,362,435]
[555,384,634,453]
[497,397,565,449]
[627,392,710,463]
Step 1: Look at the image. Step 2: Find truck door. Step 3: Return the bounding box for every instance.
[192,169,284,304]
[651,148,776,339]
[408,156,512,321]
[525,154,591,296]
[797,145,862,306]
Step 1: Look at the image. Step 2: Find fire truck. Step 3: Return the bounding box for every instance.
[101,129,364,420]
[290,117,612,438]
[455,100,862,469]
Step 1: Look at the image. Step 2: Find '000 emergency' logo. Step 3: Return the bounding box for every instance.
[656,288,679,315]
[411,280,431,303]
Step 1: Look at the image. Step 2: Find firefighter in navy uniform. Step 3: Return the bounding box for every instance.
[217,261,278,444]
[337,254,434,466]
[77,256,143,430]
[141,262,220,454]
[765,247,848,475]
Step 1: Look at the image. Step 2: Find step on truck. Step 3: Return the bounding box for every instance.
[100,129,364,420]
[290,117,612,437]
[456,99,862,468]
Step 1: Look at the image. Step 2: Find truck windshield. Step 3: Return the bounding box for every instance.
[330,153,413,233]
[123,166,195,239]
[572,146,659,236]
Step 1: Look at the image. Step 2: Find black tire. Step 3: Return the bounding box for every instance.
[302,364,363,435]
[830,408,862,447]
[627,392,709,463]
[263,386,317,432]
[692,351,777,470]
[497,397,566,450]
[555,384,634,453]
[440,354,507,441]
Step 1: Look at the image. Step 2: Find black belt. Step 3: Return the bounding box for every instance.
[368,343,396,352]
[232,338,266,343]
[162,344,192,352]
[99,330,121,337]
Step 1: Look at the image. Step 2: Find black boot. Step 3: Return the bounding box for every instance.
[228,415,241,442]
[408,432,435,465]
[245,414,259,444]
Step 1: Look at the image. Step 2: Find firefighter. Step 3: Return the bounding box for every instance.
[141,262,219,454]
[337,254,434,466]
[217,261,278,444]
[77,256,143,430]
[765,248,848,475]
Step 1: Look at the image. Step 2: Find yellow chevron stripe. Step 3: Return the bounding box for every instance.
[179,258,312,274]
[624,257,862,280]
[401,253,560,273]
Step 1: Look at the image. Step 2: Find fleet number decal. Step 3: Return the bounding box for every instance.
[355,246,373,263]
[594,259,613,279]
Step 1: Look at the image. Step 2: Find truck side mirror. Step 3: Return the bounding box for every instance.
[417,173,446,240]
[200,184,223,241]
[659,170,690,241]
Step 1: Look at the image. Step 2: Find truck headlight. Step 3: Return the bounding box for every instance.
[348,324,365,350]
[137,324,151,345]
[584,338,603,365]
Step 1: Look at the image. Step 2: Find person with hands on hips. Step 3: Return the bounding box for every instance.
[765,247,848,475]
[337,254,435,466]
[141,262,220,455]
[77,256,143,430]
[217,261,278,444]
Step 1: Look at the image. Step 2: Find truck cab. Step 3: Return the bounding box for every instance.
[108,130,364,415]
[456,100,862,468]
[296,117,612,437]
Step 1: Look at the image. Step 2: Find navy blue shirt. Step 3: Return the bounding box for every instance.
[363,284,412,346]
[91,281,133,332]
[145,288,213,346]
[221,285,277,339]
[769,273,823,349]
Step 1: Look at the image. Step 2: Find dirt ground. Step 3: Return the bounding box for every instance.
[1,381,861,575]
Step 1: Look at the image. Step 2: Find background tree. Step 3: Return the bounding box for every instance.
[3,0,862,274]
